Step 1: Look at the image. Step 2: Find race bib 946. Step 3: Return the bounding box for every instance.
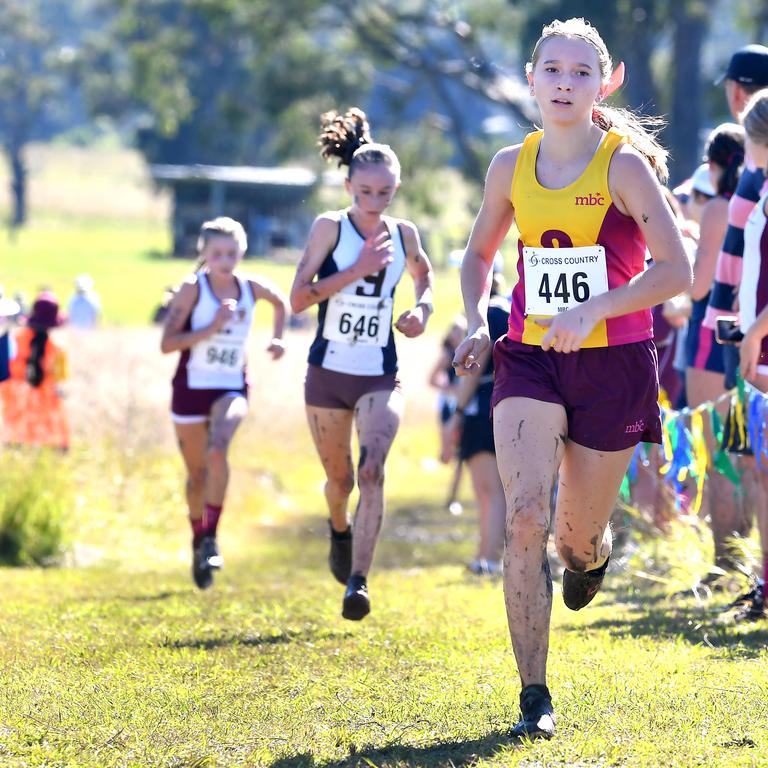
[523,245,608,316]
[199,340,243,372]
[323,294,393,347]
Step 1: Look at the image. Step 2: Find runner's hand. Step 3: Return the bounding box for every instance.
[355,230,394,278]
[211,300,236,332]
[536,302,602,354]
[740,327,762,382]
[452,327,490,376]
[267,338,285,360]
[395,306,427,337]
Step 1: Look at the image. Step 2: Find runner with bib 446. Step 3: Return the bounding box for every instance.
[452,17,691,740]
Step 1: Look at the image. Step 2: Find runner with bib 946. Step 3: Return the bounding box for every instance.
[161,217,288,590]
[290,107,434,622]
[452,18,691,739]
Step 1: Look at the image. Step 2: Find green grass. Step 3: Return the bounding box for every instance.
[1,217,466,333]
[3,420,768,767]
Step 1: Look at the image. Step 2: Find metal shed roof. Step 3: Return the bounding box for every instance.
[150,164,317,187]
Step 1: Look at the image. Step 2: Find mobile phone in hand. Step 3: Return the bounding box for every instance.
[715,316,744,345]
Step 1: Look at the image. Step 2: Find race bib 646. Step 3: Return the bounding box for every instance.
[323,294,393,347]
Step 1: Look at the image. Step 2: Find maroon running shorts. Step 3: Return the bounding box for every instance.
[171,383,248,423]
[491,336,662,452]
[304,365,401,410]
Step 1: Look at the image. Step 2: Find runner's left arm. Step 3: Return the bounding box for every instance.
[394,221,434,338]
[249,277,288,360]
[539,146,692,353]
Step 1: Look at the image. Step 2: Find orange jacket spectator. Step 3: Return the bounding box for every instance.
[0,293,69,449]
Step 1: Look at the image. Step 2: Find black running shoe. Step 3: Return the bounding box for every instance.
[200,535,223,570]
[730,580,765,622]
[192,543,213,590]
[510,684,555,740]
[562,556,609,611]
[342,573,370,621]
[329,521,352,585]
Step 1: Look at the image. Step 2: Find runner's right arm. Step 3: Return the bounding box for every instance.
[160,279,232,354]
[290,215,395,313]
[453,147,519,376]
[249,276,288,359]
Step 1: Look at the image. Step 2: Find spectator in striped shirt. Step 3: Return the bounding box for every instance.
[704,45,768,582]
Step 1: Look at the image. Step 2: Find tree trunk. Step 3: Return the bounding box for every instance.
[7,141,27,227]
[620,1,658,115]
[668,4,708,185]
[424,69,485,184]
[754,0,768,42]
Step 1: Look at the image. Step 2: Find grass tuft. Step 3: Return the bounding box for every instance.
[0,450,69,565]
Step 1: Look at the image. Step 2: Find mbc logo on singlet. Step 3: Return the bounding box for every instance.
[574,193,605,206]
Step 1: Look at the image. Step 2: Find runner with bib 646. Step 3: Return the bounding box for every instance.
[291,108,434,622]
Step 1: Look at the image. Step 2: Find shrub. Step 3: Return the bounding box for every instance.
[0,451,69,566]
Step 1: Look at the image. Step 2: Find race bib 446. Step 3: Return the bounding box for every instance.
[523,245,608,316]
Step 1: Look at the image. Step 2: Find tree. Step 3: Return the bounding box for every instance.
[80,0,364,166]
[0,0,70,227]
[329,0,536,183]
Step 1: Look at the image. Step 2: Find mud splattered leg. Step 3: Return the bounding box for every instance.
[351,389,404,576]
[306,406,355,531]
[494,397,566,687]
[555,442,635,575]
[206,394,248,506]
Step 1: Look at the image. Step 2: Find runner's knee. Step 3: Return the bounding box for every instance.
[505,496,550,548]
[358,457,385,487]
[357,442,386,487]
[186,468,206,496]
[326,473,355,498]
[206,444,229,473]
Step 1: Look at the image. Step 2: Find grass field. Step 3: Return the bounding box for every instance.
[2,145,768,767]
[1,325,766,768]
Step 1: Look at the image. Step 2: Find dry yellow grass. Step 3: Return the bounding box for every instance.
[0,142,170,222]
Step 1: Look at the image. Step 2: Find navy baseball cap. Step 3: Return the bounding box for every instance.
[716,44,768,86]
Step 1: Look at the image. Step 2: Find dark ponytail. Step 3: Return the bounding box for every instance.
[705,123,745,198]
[26,330,48,388]
[318,108,372,168]
[318,107,401,180]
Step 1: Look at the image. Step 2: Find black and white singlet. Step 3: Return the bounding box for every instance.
[308,211,407,376]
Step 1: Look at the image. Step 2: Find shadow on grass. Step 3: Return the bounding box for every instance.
[161,628,352,651]
[143,248,174,261]
[569,609,768,657]
[115,590,187,603]
[268,729,521,768]
[600,587,674,608]
[261,500,479,573]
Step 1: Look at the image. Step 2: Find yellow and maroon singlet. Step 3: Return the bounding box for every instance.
[509,127,652,348]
